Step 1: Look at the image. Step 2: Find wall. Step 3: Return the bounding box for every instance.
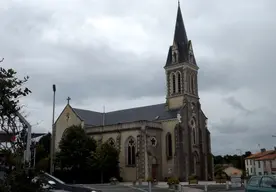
[245,159,255,176]
[254,161,264,175]
[160,119,178,179]
[54,105,83,150]
[86,121,163,182]
[87,123,140,181]
[167,96,184,110]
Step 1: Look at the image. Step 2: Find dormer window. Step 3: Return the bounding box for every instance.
[172,44,179,64]
[189,54,194,64]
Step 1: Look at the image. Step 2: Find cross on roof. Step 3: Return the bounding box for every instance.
[67,97,71,104]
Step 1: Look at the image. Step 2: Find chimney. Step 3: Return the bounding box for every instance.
[261,148,266,152]
[274,146,276,151]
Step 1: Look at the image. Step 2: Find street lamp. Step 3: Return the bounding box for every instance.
[50,84,56,175]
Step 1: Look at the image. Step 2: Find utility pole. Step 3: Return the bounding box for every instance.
[50,84,56,175]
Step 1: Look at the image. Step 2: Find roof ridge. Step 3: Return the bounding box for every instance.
[73,103,166,114]
[73,107,102,114]
[107,103,165,113]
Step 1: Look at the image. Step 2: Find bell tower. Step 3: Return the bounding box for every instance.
[164,2,199,110]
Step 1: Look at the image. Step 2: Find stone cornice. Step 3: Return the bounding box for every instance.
[156,118,177,123]
[164,62,199,71]
[85,120,162,134]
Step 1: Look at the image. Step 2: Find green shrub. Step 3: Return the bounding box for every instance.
[167,177,179,185]
[188,174,198,180]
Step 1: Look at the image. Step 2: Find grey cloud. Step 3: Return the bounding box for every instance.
[210,107,276,155]
[1,0,276,154]
[223,96,250,113]
[25,44,166,105]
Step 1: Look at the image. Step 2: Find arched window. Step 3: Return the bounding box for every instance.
[191,117,196,144]
[193,76,196,94]
[172,73,176,94]
[177,72,181,93]
[190,74,194,94]
[125,137,136,166]
[166,133,173,158]
[172,49,178,63]
[193,128,196,144]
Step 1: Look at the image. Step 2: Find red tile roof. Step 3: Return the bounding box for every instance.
[246,150,275,159]
[255,153,276,161]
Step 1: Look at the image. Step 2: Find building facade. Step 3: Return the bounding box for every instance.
[245,148,276,176]
[54,3,213,182]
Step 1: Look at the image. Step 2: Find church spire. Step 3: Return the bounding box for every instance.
[173,2,188,47]
[165,2,191,67]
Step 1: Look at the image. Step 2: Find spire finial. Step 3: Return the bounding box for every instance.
[178,0,180,7]
[67,96,71,105]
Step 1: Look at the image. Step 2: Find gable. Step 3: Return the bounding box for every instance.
[73,103,179,127]
[55,104,82,125]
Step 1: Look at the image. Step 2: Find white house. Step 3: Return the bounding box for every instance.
[255,153,276,175]
[245,148,275,176]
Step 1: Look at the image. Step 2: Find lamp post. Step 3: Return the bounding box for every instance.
[50,84,56,175]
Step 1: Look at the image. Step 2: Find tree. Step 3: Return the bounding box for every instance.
[0,59,31,155]
[88,141,120,183]
[55,125,96,171]
[244,151,252,158]
[0,59,42,191]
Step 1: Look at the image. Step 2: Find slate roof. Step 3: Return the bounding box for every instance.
[72,103,179,127]
[165,4,190,67]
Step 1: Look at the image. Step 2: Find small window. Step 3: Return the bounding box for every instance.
[172,74,176,94]
[258,161,261,168]
[260,177,276,188]
[248,176,261,187]
[166,133,172,158]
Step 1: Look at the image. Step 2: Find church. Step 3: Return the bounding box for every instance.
[54,3,213,182]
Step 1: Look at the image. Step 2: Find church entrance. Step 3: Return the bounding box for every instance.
[151,157,158,179]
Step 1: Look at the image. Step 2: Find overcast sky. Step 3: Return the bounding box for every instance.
[1,0,276,155]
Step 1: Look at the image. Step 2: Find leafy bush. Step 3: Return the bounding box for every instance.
[167,177,179,185]
[146,177,153,182]
[0,169,43,192]
[215,174,221,179]
[188,174,198,180]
